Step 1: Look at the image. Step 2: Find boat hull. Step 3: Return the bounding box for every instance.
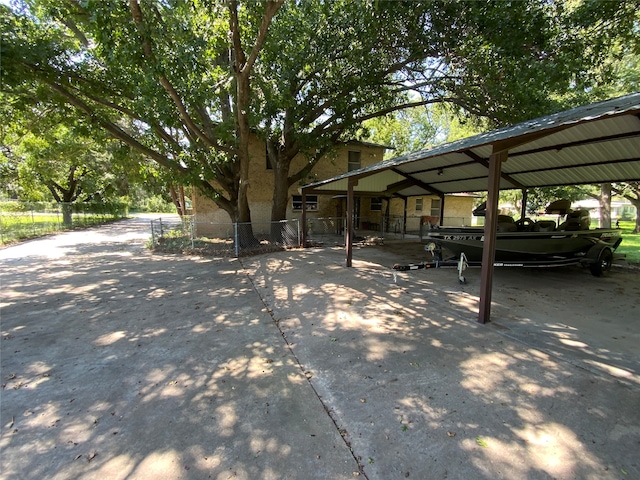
[424,227,623,262]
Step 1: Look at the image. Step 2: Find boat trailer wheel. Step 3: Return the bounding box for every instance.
[588,246,613,277]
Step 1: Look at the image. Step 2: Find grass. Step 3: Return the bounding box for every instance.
[615,220,640,264]
[0,212,120,246]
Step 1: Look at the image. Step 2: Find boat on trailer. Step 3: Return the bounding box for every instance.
[394,200,624,280]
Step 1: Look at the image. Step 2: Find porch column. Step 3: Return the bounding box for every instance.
[520,189,528,220]
[439,193,445,226]
[301,191,307,247]
[403,197,408,235]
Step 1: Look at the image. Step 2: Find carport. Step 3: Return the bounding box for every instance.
[300,93,640,323]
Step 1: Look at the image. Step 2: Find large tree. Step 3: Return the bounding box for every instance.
[1,0,283,226]
[2,0,637,225]
[258,0,640,220]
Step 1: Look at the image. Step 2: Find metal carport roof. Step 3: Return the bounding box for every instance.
[302,92,640,198]
[300,92,640,324]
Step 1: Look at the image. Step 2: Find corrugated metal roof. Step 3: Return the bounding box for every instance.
[302,93,640,197]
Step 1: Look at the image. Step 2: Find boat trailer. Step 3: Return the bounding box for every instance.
[392,243,622,284]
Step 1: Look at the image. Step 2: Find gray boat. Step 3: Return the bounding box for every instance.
[421,200,623,277]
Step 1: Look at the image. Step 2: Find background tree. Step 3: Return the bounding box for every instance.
[612,183,640,233]
[2,116,138,224]
[0,97,169,217]
[361,107,438,158]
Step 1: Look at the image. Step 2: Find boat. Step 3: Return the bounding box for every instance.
[419,200,623,277]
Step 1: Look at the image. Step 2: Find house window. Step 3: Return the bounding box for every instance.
[415,198,423,212]
[292,195,318,211]
[348,151,361,171]
[370,197,382,211]
[431,198,441,217]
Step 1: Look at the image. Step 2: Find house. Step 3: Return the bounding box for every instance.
[191,134,477,235]
[572,198,637,226]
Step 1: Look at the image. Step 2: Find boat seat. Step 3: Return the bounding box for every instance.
[497,215,517,232]
[533,220,556,232]
[560,209,591,231]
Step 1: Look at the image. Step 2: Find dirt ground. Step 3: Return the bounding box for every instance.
[1,216,639,479]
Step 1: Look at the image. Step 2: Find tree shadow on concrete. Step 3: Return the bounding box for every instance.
[0,221,358,479]
[241,244,640,479]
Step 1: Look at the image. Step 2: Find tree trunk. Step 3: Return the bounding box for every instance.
[233,67,255,246]
[228,0,282,248]
[61,203,73,227]
[271,152,290,221]
[599,183,611,228]
[169,184,187,217]
[269,149,291,242]
[620,184,640,234]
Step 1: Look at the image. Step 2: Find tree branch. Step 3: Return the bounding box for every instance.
[47,81,188,175]
[243,0,284,74]
[128,1,227,152]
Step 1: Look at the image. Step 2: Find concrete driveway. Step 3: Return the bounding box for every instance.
[1,217,639,479]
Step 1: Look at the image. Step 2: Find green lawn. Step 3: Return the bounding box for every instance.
[616,221,640,264]
[0,212,119,246]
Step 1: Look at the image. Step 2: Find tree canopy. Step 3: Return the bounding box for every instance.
[2,0,638,223]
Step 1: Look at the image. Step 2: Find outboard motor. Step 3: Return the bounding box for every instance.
[473,201,487,217]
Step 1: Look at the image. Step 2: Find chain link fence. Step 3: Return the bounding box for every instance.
[150,216,301,257]
[0,201,129,246]
[304,215,432,243]
[149,213,504,256]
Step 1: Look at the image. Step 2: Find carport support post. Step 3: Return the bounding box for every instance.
[478,148,507,324]
[403,197,408,235]
[346,178,357,266]
[521,189,528,220]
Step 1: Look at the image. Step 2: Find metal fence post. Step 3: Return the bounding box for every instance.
[190,216,195,249]
[234,223,239,257]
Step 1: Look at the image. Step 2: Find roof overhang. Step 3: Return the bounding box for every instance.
[302,93,640,198]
